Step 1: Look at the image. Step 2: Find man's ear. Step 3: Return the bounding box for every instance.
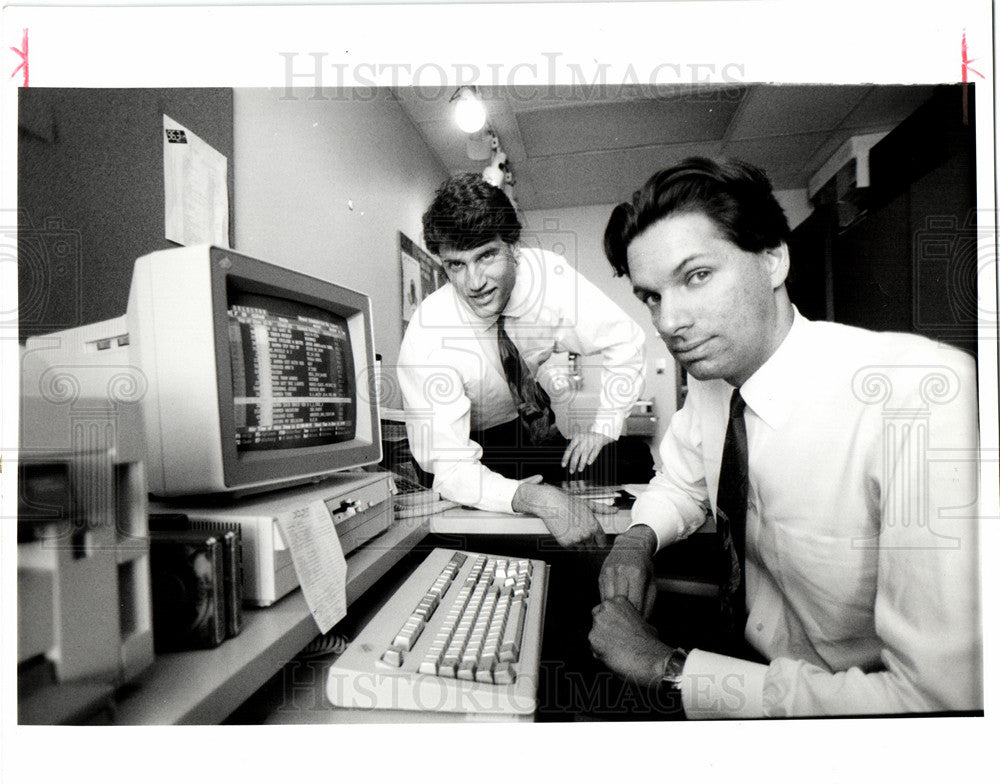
[765,242,790,289]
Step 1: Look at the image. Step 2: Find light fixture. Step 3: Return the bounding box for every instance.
[452,86,486,134]
[466,129,494,161]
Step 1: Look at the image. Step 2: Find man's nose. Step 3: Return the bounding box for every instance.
[654,292,689,336]
[466,262,487,291]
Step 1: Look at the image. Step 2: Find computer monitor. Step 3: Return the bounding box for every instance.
[22,245,382,497]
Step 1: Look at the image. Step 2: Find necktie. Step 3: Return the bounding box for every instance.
[496,315,561,446]
[716,389,748,643]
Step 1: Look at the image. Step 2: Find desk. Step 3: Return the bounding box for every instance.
[241,514,718,724]
[427,506,633,536]
[111,518,428,724]
[118,505,716,723]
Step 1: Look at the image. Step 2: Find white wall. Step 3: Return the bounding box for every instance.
[521,204,678,449]
[775,188,812,230]
[232,88,448,407]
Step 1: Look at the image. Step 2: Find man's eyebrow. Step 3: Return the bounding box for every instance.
[473,245,500,261]
[674,254,709,277]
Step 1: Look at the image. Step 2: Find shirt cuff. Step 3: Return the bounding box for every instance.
[589,412,626,441]
[680,649,768,719]
[472,471,525,514]
[628,498,683,552]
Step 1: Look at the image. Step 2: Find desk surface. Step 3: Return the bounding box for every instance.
[427,505,717,536]
[427,506,633,535]
[114,504,713,724]
[113,518,428,724]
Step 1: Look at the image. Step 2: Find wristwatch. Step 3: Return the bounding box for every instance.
[660,647,688,690]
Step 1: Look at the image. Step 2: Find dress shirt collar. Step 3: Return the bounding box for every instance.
[738,307,811,431]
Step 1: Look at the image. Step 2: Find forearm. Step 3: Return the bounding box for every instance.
[512,481,606,547]
[432,460,523,513]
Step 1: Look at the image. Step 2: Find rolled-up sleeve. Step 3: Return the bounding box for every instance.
[629,390,711,550]
[396,339,524,513]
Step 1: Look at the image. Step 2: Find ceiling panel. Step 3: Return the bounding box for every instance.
[839,84,936,129]
[725,85,871,140]
[518,142,727,210]
[514,91,744,157]
[393,84,938,210]
[722,131,831,188]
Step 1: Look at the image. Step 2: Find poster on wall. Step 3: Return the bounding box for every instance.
[400,232,442,331]
[163,114,230,247]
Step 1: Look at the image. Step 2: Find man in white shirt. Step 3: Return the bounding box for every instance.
[588,158,982,717]
[397,173,653,547]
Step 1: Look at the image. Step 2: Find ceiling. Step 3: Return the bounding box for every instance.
[394,84,936,211]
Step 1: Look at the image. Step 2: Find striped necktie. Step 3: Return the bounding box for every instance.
[496,315,561,446]
[716,389,748,643]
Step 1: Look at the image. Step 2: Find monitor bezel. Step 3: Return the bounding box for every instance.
[208,247,380,490]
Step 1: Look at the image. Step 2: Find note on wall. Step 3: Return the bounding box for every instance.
[163,114,230,247]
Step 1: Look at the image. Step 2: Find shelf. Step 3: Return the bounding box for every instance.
[111,518,429,724]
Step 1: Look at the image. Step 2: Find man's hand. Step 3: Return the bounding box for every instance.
[599,524,657,617]
[561,431,614,474]
[589,595,675,688]
[512,478,610,549]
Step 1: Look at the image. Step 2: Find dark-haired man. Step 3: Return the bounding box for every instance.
[589,158,981,716]
[397,173,653,547]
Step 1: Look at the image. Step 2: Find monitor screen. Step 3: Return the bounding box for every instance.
[130,246,381,496]
[228,291,356,452]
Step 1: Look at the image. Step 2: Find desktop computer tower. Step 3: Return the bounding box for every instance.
[151,471,395,606]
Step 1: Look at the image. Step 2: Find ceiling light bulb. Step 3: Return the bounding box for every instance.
[454,89,486,133]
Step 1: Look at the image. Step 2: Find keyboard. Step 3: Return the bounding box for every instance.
[326,547,548,716]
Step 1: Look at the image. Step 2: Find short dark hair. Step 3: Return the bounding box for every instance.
[603,157,790,277]
[422,173,521,256]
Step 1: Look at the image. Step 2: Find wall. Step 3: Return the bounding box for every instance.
[17,88,235,341]
[775,189,812,231]
[521,203,677,449]
[232,88,448,406]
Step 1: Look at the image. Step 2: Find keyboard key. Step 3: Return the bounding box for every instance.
[500,599,525,660]
[457,663,476,681]
[381,649,403,667]
[493,663,515,684]
[392,619,426,651]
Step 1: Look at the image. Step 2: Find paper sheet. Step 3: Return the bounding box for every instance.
[163,114,230,247]
[275,499,347,634]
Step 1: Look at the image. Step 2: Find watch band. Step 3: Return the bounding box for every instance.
[660,648,688,689]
